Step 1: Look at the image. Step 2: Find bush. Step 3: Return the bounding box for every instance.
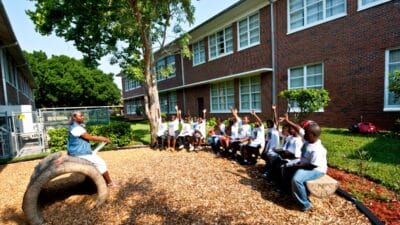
[48,128,68,153]
[47,121,134,152]
[392,118,400,135]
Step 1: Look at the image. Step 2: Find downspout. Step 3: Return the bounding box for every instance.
[0,49,8,105]
[270,0,276,104]
[180,53,186,111]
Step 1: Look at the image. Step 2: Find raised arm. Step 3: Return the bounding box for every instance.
[280,113,302,133]
[272,104,279,128]
[251,109,262,124]
[202,109,207,120]
[230,107,240,121]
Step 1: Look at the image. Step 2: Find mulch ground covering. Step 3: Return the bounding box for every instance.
[1,148,371,225]
[328,168,400,225]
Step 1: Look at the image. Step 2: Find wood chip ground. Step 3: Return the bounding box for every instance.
[0,148,371,225]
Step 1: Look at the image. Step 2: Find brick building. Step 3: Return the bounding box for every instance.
[1,1,36,157]
[122,0,400,130]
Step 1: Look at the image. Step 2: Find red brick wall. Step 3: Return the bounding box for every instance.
[183,6,272,85]
[274,0,400,130]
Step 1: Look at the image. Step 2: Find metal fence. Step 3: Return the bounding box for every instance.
[0,106,114,159]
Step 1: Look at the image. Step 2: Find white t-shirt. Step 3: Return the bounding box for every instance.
[266,127,280,152]
[239,123,252,139]
[230,118,241,139]
[157,122,167,137]
[168,119,180,136]
[249,124,265,148]
[196,120,206,137]
[71,125,86,137]
[300,139,327,173]
[219,123,226,135]
[285,135,303,158]
[179,122,193,136]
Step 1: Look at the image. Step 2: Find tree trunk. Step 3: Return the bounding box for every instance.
[130,0,161,146]
[142,34,160,146]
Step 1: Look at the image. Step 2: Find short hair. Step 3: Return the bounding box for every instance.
[307,121,321,138]
[70,110,83,124]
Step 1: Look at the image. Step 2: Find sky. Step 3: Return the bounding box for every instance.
[2,0,239,90]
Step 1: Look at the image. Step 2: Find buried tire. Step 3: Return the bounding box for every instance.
[22,153,108,225]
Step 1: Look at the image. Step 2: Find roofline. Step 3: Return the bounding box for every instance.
[0,1,35,88]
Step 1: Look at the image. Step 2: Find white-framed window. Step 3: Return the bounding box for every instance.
[358,0,391,11]
[192,40,206,66]
[210,81,235,112]
[240,76,261,111]
[208,26,233,60]
[124,78,141,92]
[238,12,260,50]
[159,92,177,114]
[288,0,346,33]
[155,55,176,81]
[288,63,324,111]
[384,47,400,111]
[126,98,142,115]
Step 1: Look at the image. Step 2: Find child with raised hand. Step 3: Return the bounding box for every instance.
[193,109,207,150]
[156,109,168,150]
[262,104,281,178]
[242,110,265,165]
[280,115,327,212]
[167,105,180,151]
[178,113,194,151]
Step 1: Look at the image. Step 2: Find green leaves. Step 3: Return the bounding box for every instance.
[389,70,400,99]
[279,88,330,122]
[24,50,121,107]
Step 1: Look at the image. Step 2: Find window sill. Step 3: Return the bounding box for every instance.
[287,13,346,35]
[357,0,391,11]
[208,52,234,62]
[237,42,261,52]
[383,107,400,112]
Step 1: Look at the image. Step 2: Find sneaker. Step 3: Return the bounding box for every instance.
[178,145,184,149]
[189,145,194,151]
[262,172,269,178]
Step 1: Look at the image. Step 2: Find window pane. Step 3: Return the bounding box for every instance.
[307,1,323,24]
[389,49,400,63]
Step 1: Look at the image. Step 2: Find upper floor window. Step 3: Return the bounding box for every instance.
[358,0,391,10]
[124,78,141,91]
[289,63,323,90]
[210,81,234,112]
[240,76,261,111]
[156,55,176,81]
[288,0,346,33]
[209,26,233,60]
[192,40,206,66]
[238,12,260,50]
[384,47,400,111]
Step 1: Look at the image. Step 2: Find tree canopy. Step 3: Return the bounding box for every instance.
[27,0,195,143]
[24,50,121,107]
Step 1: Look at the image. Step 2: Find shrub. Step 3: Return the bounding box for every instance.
[392,118,400,135]
[47,128,68,153]
[47,121,134,152]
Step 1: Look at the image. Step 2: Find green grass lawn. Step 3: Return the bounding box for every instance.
[130,120,151,145]
[321,128,400,193]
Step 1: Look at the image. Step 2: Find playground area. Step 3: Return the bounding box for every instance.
[0,148,370,225]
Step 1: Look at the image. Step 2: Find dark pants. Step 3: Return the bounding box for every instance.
[157,135,167,149]
[243,144,261,163]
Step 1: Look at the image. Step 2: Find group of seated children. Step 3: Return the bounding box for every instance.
[207,105,327,211]
[155,106,207,151]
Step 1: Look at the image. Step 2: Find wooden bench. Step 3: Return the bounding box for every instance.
[306,174,339,198]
